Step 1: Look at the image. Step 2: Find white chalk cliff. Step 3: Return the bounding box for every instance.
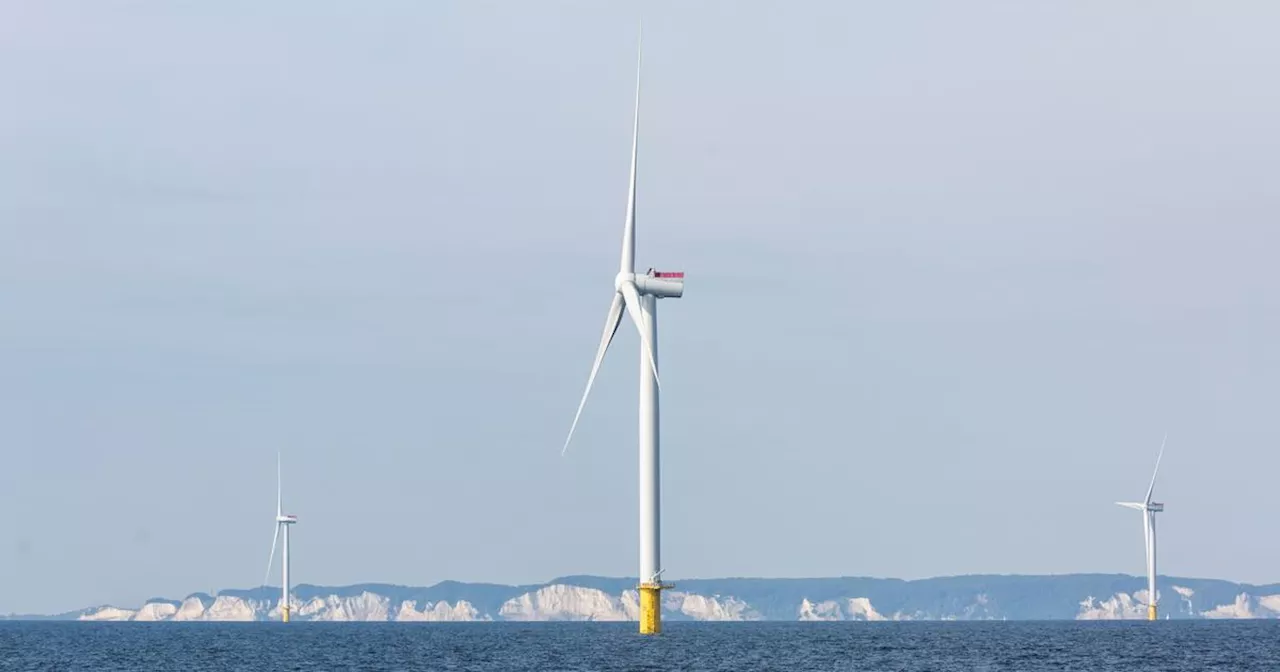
[798,597,893,621]
[41,576,1280,623]
[1073,585,1280,620]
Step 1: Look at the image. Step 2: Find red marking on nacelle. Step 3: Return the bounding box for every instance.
[653,271,685,278]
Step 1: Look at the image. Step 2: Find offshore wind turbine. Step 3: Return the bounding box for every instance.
[263,453,299,623]
[1116,434,1166,621]
[562,31,685,636]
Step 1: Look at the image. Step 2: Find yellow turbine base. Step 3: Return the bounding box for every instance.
[1147,605,1156,621]
[282,606,290,623]
[639,584,662,635]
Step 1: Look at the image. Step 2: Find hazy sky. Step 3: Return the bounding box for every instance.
[2,1,1278,614]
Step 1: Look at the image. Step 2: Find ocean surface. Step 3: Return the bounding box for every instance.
[1,621,1278,671]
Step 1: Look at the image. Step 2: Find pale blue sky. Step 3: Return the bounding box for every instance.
[2,1,1278,614]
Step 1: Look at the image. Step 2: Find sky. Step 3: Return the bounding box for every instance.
[1,1,1278,615]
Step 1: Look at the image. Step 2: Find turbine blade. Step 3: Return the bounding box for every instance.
[1144,432,1166,505]
[263,523,280,588]
[276,452,283,517]
[563,293,626,455]
[1116,502,1145,510]
[619,27,642,274]
[618,281,660,388]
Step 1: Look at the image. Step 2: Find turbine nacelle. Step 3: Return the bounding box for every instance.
[615,270,686,298]
[636,270,685,298]
[276,514,298,524]
[1116,501,1163,513]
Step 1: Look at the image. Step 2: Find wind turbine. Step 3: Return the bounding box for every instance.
[263,453,299,623]
[1116,434,1166,621]
[562,30,685,636]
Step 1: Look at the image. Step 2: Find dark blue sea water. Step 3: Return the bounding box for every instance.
[2,621,1278,671]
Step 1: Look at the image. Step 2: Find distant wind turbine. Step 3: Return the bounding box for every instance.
[263,453,299,623]
[1116,433,1166,621]
[562,27,685,636]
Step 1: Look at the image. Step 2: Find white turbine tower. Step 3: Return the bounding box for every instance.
[562,30,685,636]
[263,453,298,623]
[1117,434,1166,621]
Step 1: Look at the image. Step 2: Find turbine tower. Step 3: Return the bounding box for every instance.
[1116,434,1166,621]
[263,453,299,623]
[562,30,685,636]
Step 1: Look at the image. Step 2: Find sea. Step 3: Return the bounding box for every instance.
[1,621,1278,671]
